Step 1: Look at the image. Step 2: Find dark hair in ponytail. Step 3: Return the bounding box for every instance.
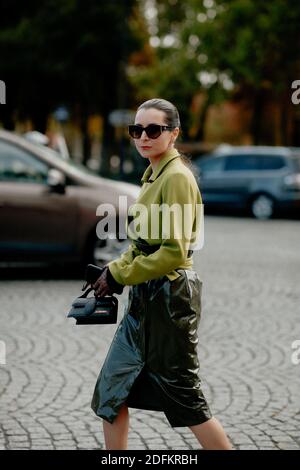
[137,98,196,175]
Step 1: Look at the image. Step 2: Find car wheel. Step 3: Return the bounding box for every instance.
[250,194,275,220]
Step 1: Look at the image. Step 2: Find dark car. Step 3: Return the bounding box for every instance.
[194,145,300,219]
[0,129,140,267]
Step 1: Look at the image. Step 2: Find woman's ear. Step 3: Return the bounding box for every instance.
[171,127,180,143]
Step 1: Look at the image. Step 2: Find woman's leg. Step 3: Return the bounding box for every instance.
[189,416,235,450]
[102,403,129,450]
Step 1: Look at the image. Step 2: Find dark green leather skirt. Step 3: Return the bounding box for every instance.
[91,269,212,427]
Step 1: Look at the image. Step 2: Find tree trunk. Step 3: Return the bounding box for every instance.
[194,96,211,142]
[80,112,91,166]
[273,101,282,145]
[31,107,49,134]
[250,90,263,145]
[280,90,294,146]
[100,112,115,177]
[0,106,15,130]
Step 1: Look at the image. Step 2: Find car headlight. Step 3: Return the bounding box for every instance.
[283,173,300,191]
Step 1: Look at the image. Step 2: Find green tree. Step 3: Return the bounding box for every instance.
[185,0,300,144]
[0,0,144,168]
[130,0,300,144]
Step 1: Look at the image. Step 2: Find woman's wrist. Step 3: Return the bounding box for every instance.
[106,266,124,294]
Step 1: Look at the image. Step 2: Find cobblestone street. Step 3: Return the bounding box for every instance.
[1,215,300,450]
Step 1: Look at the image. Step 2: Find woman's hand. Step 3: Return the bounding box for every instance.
[92,267,114,297]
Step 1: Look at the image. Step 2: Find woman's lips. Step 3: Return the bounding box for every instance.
[141,146,151,150]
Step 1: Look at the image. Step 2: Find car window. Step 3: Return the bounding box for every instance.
[67,158,98,176]
[288,150,300,171]
[224,154,287,171]
[0,140,49,183]
[224,155,261,171]
[259,155,286,170]
[197,156,225,173]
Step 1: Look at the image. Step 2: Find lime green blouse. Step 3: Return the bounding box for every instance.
[107,147,203,285]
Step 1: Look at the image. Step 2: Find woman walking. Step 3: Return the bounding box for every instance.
[91,98,234,450]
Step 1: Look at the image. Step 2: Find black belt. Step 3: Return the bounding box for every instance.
[133,238,193,258]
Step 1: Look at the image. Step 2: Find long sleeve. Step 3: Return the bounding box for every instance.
[107,171,200,286]
[112,241,139,266]
[106,266,125,294]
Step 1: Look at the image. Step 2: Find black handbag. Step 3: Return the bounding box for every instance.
[67,286,118,325]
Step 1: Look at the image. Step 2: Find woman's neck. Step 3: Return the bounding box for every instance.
[149,145,175,172]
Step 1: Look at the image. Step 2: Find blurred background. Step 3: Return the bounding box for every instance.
[1,0,300,271]
[1,2,300,451]
[1,0,300,175]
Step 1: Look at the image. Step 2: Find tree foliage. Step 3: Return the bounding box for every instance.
[130,0,300,143]
[0,0,143,129]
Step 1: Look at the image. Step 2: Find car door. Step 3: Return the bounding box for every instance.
[220,154,262,206]
[196,155,227,204]
[0,139,78,262]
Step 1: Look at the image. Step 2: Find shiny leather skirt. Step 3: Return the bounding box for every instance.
[91,269,212,427]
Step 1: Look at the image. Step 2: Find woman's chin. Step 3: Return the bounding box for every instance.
[139,150,152,159]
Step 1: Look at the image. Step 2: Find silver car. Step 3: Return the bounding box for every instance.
[195,145,300,219]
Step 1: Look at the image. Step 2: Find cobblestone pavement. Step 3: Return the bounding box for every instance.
[0,215,300,450]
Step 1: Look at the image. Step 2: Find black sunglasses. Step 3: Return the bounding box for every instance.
[128,124,175,139]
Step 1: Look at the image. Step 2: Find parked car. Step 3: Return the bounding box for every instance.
[24,130,70,160]
[0,129,140,268]
[194,145,300,219]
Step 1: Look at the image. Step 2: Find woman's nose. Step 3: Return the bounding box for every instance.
[141,130,149,140]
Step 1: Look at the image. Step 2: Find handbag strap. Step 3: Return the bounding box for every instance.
[79,286,94,298]
[79,286,118,305]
